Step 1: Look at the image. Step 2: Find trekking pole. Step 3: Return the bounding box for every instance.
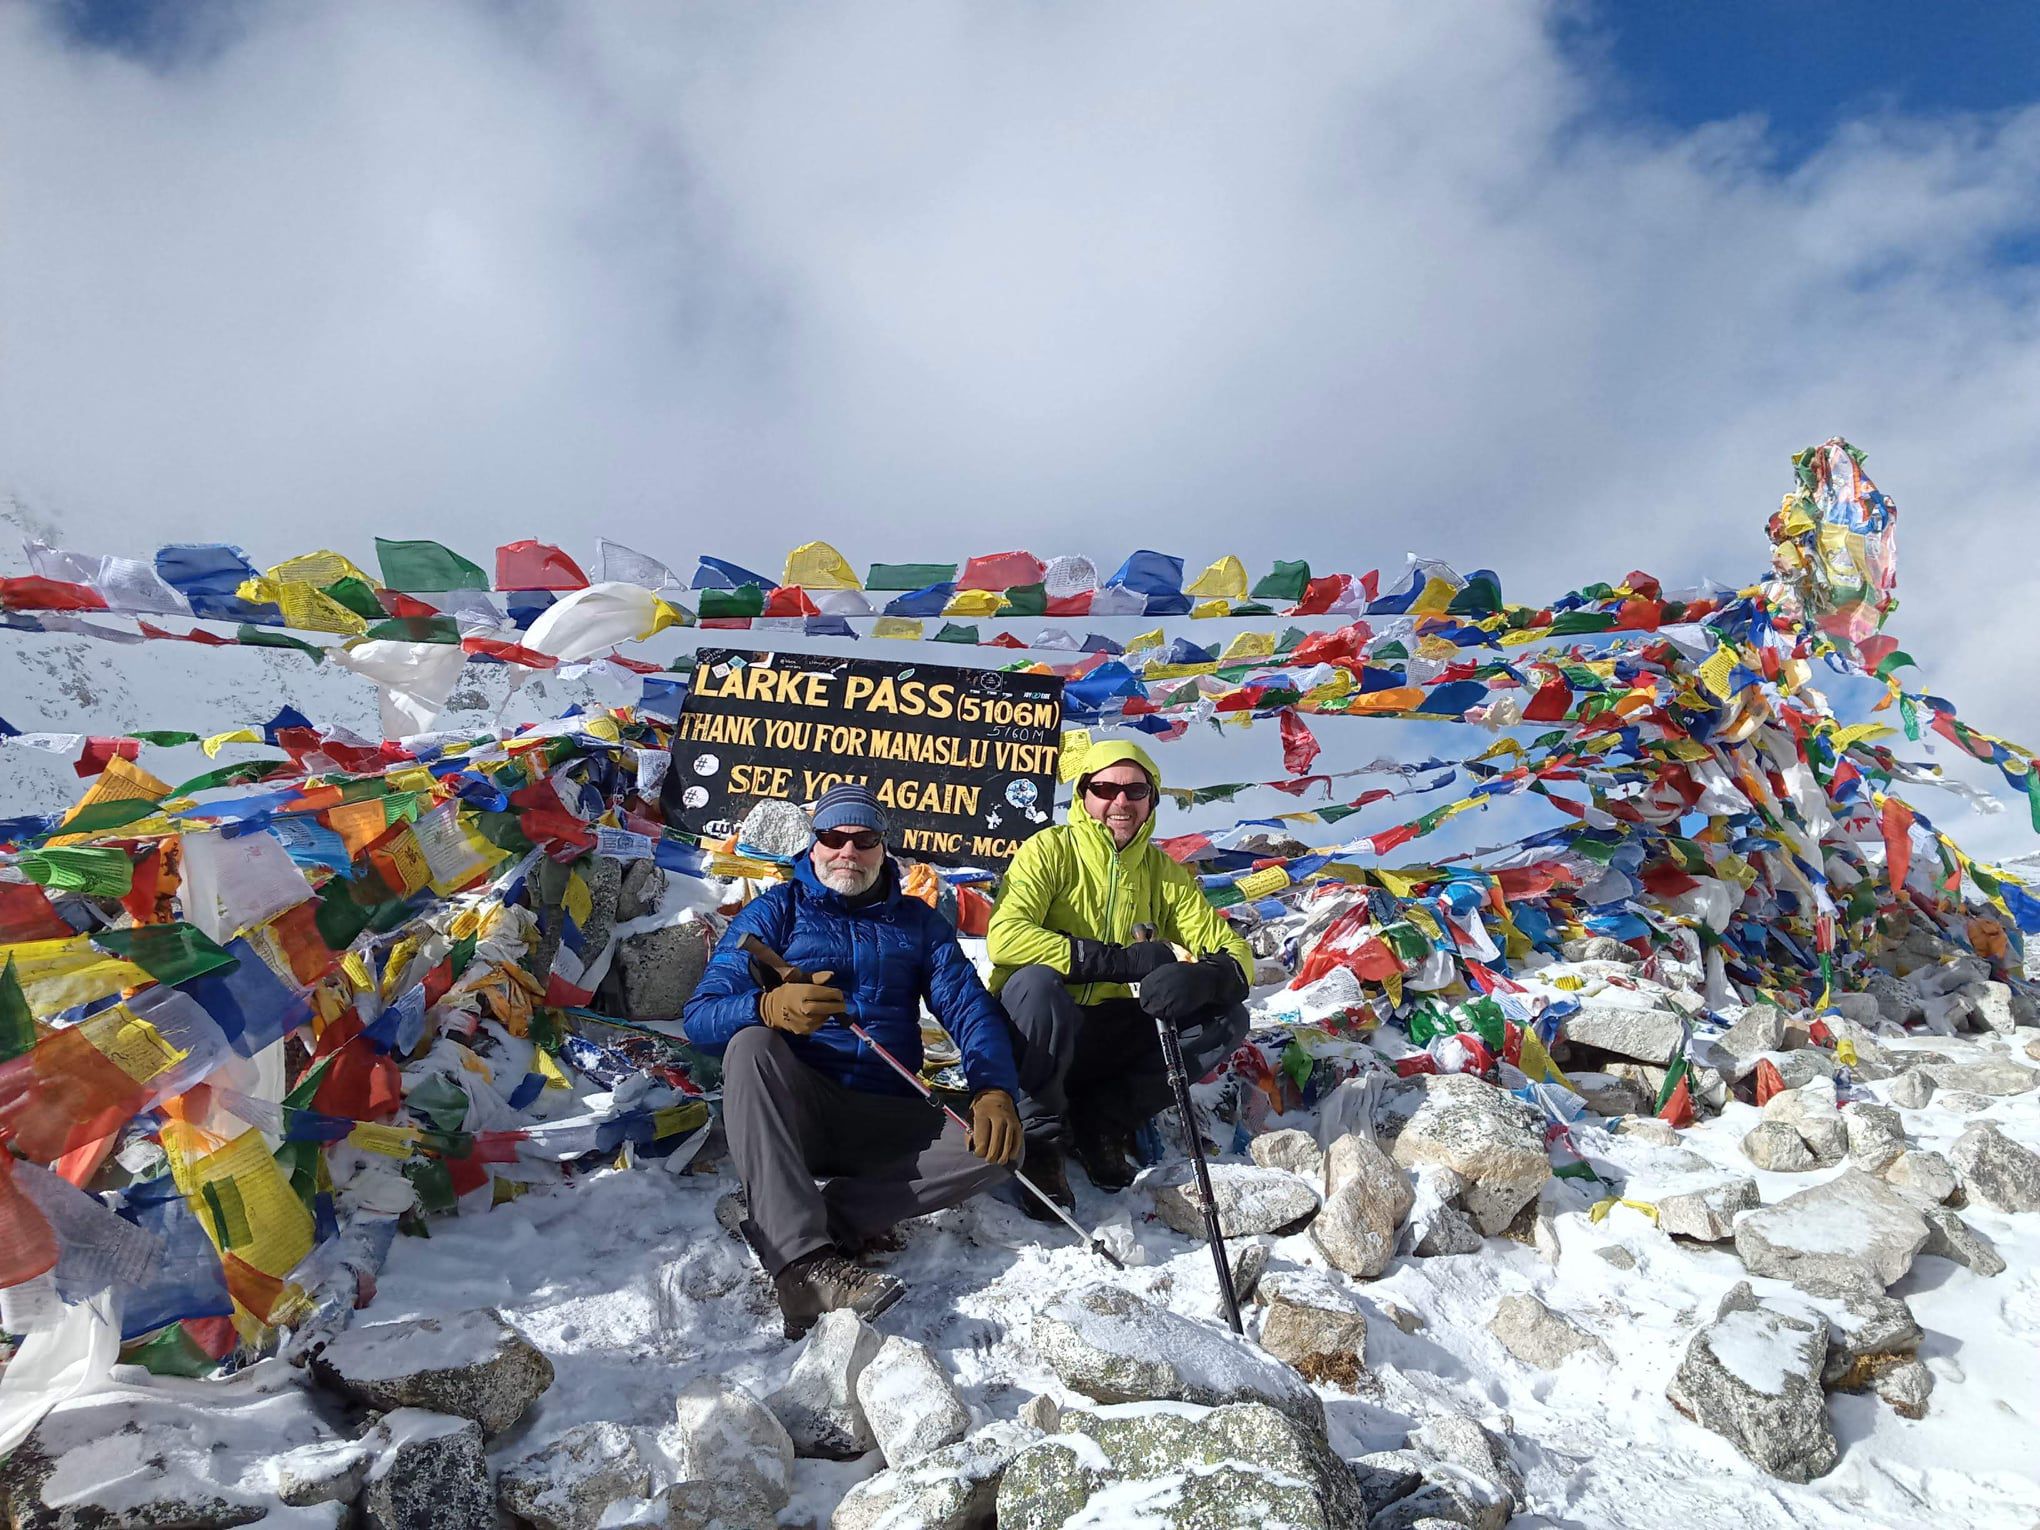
[1133,924,1244,1333]
[737,935,1125,1270]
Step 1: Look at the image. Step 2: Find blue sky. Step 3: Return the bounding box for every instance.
[4,1,2039,861]
[1566,2,2040,162]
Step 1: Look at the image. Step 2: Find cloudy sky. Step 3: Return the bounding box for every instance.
[3,0,2038,849]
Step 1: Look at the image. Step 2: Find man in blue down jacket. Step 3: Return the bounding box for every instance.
[682,784,1023,1338]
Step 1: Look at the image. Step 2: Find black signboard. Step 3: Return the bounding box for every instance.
[666,649,1064,868]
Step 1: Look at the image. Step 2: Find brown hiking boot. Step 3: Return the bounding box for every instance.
[1070,1107,1139,1193]
[1018,1138,1075,1222]
[772,1250,905,1340]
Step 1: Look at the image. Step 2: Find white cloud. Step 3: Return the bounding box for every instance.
[1,1,2036,820]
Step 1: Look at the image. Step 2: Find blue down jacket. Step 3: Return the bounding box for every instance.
[683,857,1020,1100]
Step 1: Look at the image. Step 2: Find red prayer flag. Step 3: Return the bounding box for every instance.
[956,552,1045,591]
[495,540,589,591]
[0,575,109,612]
[0,881,73,941]
[1657,1075,1694,1127]
[1753,1057,1786,1105]
[1279,709,1322,775]
[1880,797,1915,896]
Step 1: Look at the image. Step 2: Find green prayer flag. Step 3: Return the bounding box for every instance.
[91,922,238,986]
[131,731,201,748]
[1447,574,1504,615]
[1899,693,1920,741]
[376,537,489,593]
[19,846,133,897]
[169,760,288,796]
[321,576,386,621]
[865,562,958,591]
[47,797,160,838]
[237,625,325,662]
[0,955,37,1061]
[933,623,980,644]
[315,877,375,952]
[998,583,1047,617]
[406,1073,470,1134]
[364,616,461,644]
[122,1323,223,1379]
[1251,560,1310,602]
[698,585,764,620]
[404,1158,458,1215]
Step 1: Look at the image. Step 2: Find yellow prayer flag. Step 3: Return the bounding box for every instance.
[273,582,367,635]
[872,617,924,641]
[1058,729,1094,783]
[268,549,375,589]
[1410,576,1459,615]
[1186,555,1248,600]
[347,1122,420,1159]
[1124,628,1164,654]
[1235,866,1289,901]
[562,869,594,927]
[942,589,1004,618]
[1218,631,1277,664]
[782,541,861,590]
[1189,599,1231,620]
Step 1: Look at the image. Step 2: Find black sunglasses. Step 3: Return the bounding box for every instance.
[816,828,884,851]
[1084,780,1153,802]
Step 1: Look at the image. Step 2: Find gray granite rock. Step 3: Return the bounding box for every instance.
[769,1309,881,1459]
[1918,1205,2007,1275]
[496,1421,649,1530]
[1151,1162,1321,1239]
[1876,1357,1934,1419]
[1666,1294,1837,1482]
[1922,1060,2039,1097]
[1249,1127,1326,1180]
[1882,1148,1958,1205]
[1313,1133,1412,1279]
[670,1376,795,1512]
[1487,1293,1611,1368]
[360,1409,494,1530]
[1716,1004,1787,1060]
[1656,1176,1759,1242]
[1741,1120,1818,1172]
[1259,1291,1368,1389]
[997,1403,1367,1529]
[1565,1000,1684,1065]
[311,1309,553,1436]
[1733,1168,1929,1290]
[1950,1121,2040,1211]
[856,1335,971,1469]
[831,1420,1038,1530]
[1033,1283,1324,1434]
[1387,1074,1549,1234]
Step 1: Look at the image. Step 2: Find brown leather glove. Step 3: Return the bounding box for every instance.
[967,1088,1023,1165]
[758,970,846,1035]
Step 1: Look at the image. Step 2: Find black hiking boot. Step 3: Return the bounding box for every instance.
[1018,1138,1075,1222]
[772,1250,905,1340]
[1070,1108,1139,1193]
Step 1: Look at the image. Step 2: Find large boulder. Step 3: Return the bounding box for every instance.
[1250,1127,1326,1180]
[769,1309,882,1459]
[669,1376,795,1512]
[1958,980,2018,1036]
[1841,1102,1906,1172]
[1919,1206,2007,1275]
[1886,1069,1935,1109]
[1259,1290,1368,1389]
[310,1309,553,1435]
[1740,1120,1818,1173]
[1733,1168,1930,1291]
[1950,1122,2040,1211]
[996,1403,1370,1529]
[1654,1176,1759,1242]
[1311,1134,1412,1279]
[1797,1282,1922,1392]
[359,1409,495,1530]
[496,1421,649,1530]
[856,1336,971,1469]
[1564,1001,1685,1065]
[0,1363,343,1529]
[1921,1060,2039,1097]
[1762,1084,1848,1164]
[831,1421,1039,1530]
[1487,1293,1611,1369]
[1714,1003,1787,1060]
[1666,1288,1838,1483]
[1882,1149,1958,1205]
[1033,1283,1325,1434]
[1372,1414,1522,1530]
[1151,1162,1321,1239]
[1387,1075,1550,1234]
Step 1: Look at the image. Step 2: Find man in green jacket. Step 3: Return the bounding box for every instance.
[987,739,1254,1214]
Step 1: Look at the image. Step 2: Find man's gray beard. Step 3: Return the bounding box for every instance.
[820,863,879,895]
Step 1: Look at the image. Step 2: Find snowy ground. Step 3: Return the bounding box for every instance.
[349,1017,2040,1529]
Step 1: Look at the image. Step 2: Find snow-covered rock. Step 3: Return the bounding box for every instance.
[1032,1283,1325,1433]
[1882,1148,1958,1204]
[1842,1101,1906,1171]
[1380,1413,1523,1530]
[310,1308,553,1435]
[1311,1133,1412,1278]
[855,1335,971,1469]
[768,1309,881,1460]
[1918,1206,2007,1275]
[1950,1121,2040,1211]
[1733,1168,1930,1290]
[1886,1069,1936,1109]
[1387,1074,1550,1234]
[996,1402,1370,1529]
[1666,1287,1837,1483]
[496,1420,650,1530]
[655,1478,782,1528]
[1487,1293,1611,1369]
[831,1420,1038,1530]
[1150,1161,1320,1239]
[1741,1120,1818,1172]
[1564,1001,1685,1065]
[1258,1290,1368,1388]
[1413,1204,1485,1257]
[1801,1282,1922,1392]
[669,1376,795,1512]
[1715,1003,1787,1060]
[1655,1176,1759,1242]
[359,1409,494,1530]
[1249,1126,1325,1180]
[1921,1059,2039,1097]
[1876,1357,1935,1419]
[1958,979,2018,1036]
[1762,1084,1848,1163]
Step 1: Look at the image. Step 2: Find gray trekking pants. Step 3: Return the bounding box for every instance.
[719,1024,1016,1277]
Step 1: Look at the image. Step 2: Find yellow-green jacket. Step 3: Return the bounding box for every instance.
[987,739,1253,1003]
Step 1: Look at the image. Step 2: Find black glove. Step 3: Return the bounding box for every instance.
[1137,953,1248,1025]
[1067,937,1178,985]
